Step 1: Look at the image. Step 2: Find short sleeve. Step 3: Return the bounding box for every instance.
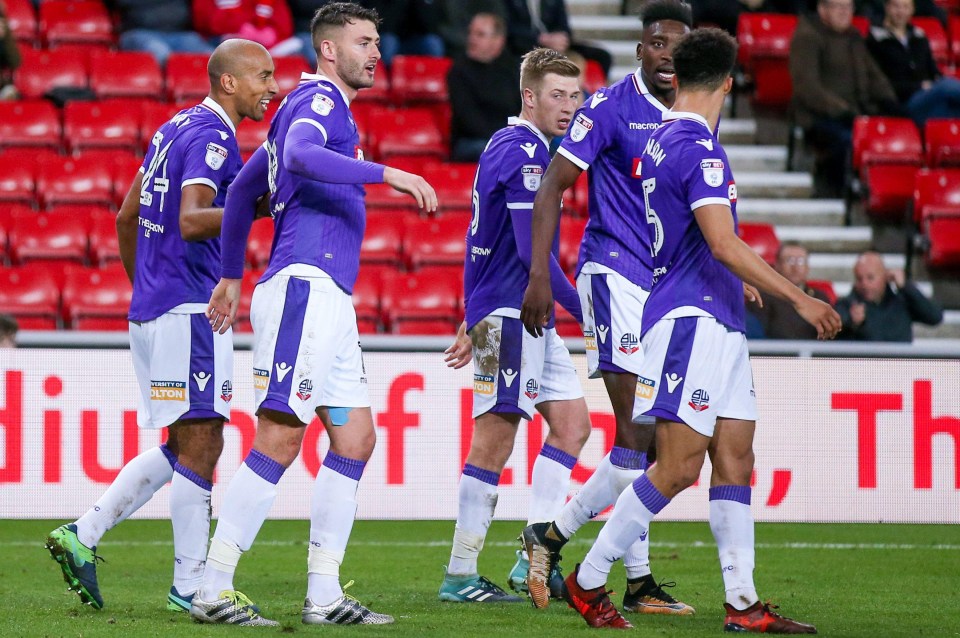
[180,126,238,196]
[499,141,548,212]
[682,139,733,211]
[556,89,617,170]
[286,84,347,147]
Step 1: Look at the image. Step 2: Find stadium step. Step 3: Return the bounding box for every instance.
[735,171,812,199]
[567,0,623,16]
[727,145,787,172]
[776,226,872,253]
[808,252,905,281]
[571,14,647,41]
[737,199,845,226]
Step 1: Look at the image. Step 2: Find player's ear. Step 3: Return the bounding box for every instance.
[635,42,642,60]
[220,72,238,95]
[522,87,536,109]
[319,39,336,62]
[723,76,733,95]
[671,74,678,91]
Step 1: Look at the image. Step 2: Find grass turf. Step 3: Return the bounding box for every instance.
[5,519,958,637]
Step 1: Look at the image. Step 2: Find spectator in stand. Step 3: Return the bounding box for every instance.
[836,251,943,341]
[857,0,946,28]
[689,0,808,36]
[193,0,304,57]
[112,0,215,66]
[503,0,611,76]
[365,0,444,66]
[866,0,960,128]
[289,0,334,66]
[437,0,506,60]
[0,1,21,100]
[447,12,520,162]
[748,242,832,340]
[0,314,17,348]
[789,0,901,198]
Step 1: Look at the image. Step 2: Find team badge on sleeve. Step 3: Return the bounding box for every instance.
[570,113,594,142]
[205,143,228,170]
[700,159,724,187]
[521,164,543,191]
[311,93,335,116]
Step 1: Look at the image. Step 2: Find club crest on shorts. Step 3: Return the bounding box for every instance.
[311,93,335,116]
[220,380,233,402]
[521,164,543,191]
[205,143,228,170]
[688,388,710,412]
[570,113,594,142]
[297,379,313,401]
[700,159,724,187]
[524,378,540,400]
[618,333,639,355]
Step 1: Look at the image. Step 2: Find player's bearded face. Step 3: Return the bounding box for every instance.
[335,21,380,90]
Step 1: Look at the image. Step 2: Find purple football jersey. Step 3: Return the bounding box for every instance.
[261,73,367,293]
[639,112,743,334]
[129,97,242,321]
[464,119,560,329]
[557,71,670,287]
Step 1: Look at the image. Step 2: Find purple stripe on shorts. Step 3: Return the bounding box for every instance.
[540,443,576,470]
[174,461,213,491]
[463,463,500,486]
[159,443,177,468]
[653,317,698,420]
[244,449,286,484]
[495,318,524,412]
[709,485,751,505]
[590,274,615,371]
[632,473,670,514]
[189,313,216,412]
[610,445,647,471]
[267,276,310,402]
[322,451,366,481]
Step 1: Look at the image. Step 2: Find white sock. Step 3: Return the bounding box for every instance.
[709,486,758,610]
[447,465,499,576]
[200,450,285,600]
[623,534,651,579]
[527,444,576,525]
[306,452,365,606]
[75,445,175,548]
[170,463,212,596]
[556,447,645,539]
[578,474,668,590]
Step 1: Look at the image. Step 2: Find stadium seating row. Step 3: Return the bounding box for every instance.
[6,0,113,48]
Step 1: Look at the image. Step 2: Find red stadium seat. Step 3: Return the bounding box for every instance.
[236,116,272,155]
[86,208,121,265]
[738,222,779,265]
[0,153,37,205]
[39,0,113,47]
[851,15,870,37]
[0,204,34,263]
[64,100,141,153]
[369,107,447,160]
[352,61,390,103]
[36,154,114,208]
[862,164,920,220]
[925,118,960,167]
[89,51,163,99]
[140,101,183,145]
[6,0,37,43]
[806,279,837,306]
[582,60,606,95]
[558,216,587,273]
[365,182,420,210]
[402,215,466,269]
[0,100,61,150]
[0,265,61,329]
[735,13,797,108]
[554,303,583,338]
[246,218,275,269]
[913,17,949,69]
[362,212,406,265]
[912,168,960,267]
[390,55,452,103]
[382,267,460,334]
[422,163,476,214]
[926,217,960,268]
[165,53,209,102]
[951,16,960,67]
[353,265,393,333]
[274,55,311,96]
[14,48,88,100]
[852,116,923,218]
[7,209,89,265]
[431,101,452,145]
[62,263,132,330]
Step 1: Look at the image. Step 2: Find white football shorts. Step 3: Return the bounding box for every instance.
[577,263,649,378]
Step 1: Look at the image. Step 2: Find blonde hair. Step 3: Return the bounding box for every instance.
[520,47,580,94]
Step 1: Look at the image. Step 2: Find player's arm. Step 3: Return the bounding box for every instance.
[444,321,472,369]
[179,184,220,241]
[207,145,270,334]
[116,170,143,284]
[520,154,583,336]
[283,121,437,212]
[694,205,841,339]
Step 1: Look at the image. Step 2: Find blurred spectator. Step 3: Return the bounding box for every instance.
[0,1,20,100]
[749,242,832,339]
[503,0,612,76]
[438,0,505,60]
[447,12,520,162]
[0,314,17,348]
[112,0,215,66]
[366,0,444,66]
[857,0,946,28]
[689,0,808,36]
[289,0,333,66]
[789,0,900,198]
[835,251,943,341]
[193,0,303,57]
[866,0,960,128]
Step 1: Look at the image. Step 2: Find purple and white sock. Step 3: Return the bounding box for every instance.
[448,464,500,576]
[171,462,213,596]
[709,485,758,610]
[527,444,577,525]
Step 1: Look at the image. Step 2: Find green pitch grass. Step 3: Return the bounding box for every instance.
[4,519,958,637]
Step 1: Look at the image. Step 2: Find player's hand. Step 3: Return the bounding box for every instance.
[520,273,553,337]
[206,278,242,334]
[743,283,762,307]
[444,321,472,369]
[254,193,272,219]
[383,167,438,214]
[849,301,866,326]
[796,296,842,340]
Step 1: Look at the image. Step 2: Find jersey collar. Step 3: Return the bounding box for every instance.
[299,72,352,105]
[508,117,550,146]
[632,69,670,114]
[200,97,236,134]
[663,110,712,133]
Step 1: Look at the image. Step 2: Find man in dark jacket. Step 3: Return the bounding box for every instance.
[789,0,900,198]
[749,242,833,339]
[112,0,214,65]
[447,12,521,161]
[503,0,611,75]
[835,251,943,341]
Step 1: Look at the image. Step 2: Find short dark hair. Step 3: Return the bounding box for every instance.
[472,11,507,37]
[310,2,380,43]
[0,314,18,339]
[672,28,737,91]
[641,0,693,29]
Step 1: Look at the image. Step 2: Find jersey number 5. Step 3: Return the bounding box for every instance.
[642,177,663,257]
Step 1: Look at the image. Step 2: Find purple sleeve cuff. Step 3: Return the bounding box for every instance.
[283,119,385,184]
[221,145,270,279]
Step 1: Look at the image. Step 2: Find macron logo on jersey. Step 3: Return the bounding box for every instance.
[520,142,537,158]
[589,92,608,109]
[275,362,292,382]
[696,138,714,151]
